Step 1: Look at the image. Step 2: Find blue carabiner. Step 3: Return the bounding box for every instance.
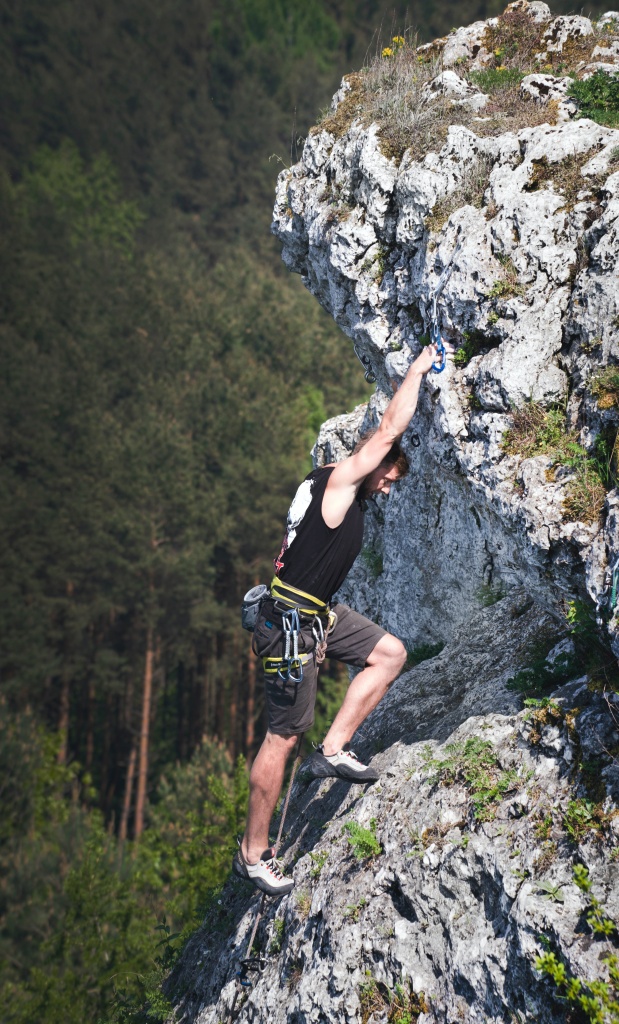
[430,293,446,373]
[431,320,446,373]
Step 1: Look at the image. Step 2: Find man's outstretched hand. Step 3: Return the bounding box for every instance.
[411,338,455,376]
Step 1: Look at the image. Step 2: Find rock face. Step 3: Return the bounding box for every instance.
[169,594,619,1024]
[168,5,619,1022]
[273,3,619,657]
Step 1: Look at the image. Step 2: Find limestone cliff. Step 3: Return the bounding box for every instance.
[168,5,619,1021]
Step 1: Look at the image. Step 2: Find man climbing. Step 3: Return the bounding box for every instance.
[233,340,446,896]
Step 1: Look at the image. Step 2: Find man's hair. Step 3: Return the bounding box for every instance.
[353,429,409,479]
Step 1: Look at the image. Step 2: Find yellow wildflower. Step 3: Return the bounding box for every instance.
[496,65,507,71]
[382,46,394,58]
[392,35,405,47]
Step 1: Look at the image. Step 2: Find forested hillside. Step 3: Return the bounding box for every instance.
[0,1,609,1021]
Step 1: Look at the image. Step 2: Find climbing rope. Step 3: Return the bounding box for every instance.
[229,733,305,1013]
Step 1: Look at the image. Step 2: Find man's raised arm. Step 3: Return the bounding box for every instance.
[322,342,443,527]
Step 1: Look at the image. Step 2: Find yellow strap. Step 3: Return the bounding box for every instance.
[269,576,328,615]
[263,654,311,674]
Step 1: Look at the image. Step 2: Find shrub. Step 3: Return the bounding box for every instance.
[569,70,619,128]
[590,366,619,409]
[536,866,619,1022]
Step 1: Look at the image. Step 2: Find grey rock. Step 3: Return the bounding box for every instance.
[168,594,619,1024]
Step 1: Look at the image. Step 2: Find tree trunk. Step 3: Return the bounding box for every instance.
[119,741,137,843]
[215,633,225,741]
[134,626,154,839]
[57,672,70,764]
[228,634,239,760]
[85,676,96,770]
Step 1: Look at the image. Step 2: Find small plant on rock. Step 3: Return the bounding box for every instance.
[563,799,611,844]
[294,889,312,919]
[268,917,285,954]
[344,896,367,922]
[535,880,565,903]
[309,850,328,878]
[536,866,619,1021]
[344,818,382,861]
[590,366,619,410]
[361,545,383,579]
[422,736,517,822]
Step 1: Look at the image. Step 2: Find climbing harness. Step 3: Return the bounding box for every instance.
[270,577,329,616]
[353,343,377,384]
[266,577,334,682]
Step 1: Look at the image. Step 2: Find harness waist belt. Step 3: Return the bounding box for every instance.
[269,577,329,617]
[262,653,311,675]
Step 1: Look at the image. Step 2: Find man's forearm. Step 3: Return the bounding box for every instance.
[380,362,425,441]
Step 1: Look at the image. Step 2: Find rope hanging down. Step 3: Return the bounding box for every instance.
[231,733,305,1003]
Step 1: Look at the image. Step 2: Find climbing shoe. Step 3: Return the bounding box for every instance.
[232,844,294,897]
[306,744,379,783]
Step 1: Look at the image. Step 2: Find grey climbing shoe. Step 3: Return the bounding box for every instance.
[232,844,294,897]
[306,744,379,783]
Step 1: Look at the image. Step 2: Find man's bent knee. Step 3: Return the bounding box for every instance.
[367,633,407,677]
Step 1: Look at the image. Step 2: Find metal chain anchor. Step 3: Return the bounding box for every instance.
[353,344,377,384]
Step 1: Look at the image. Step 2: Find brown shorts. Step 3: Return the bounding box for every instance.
[253,601,387,736]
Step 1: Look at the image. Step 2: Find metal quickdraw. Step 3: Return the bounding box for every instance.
[312,609,338,664]
[353,344,377,384]
[430,291,446,374]
[427,237,462,374]
[279,608,303,682]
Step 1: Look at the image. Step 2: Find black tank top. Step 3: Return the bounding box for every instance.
[273,466,365,604]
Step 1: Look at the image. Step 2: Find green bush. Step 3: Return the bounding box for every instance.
[569,70,619,128]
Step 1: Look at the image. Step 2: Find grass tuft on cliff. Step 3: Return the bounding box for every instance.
[502,402,612,523]
[315,8,619,165]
